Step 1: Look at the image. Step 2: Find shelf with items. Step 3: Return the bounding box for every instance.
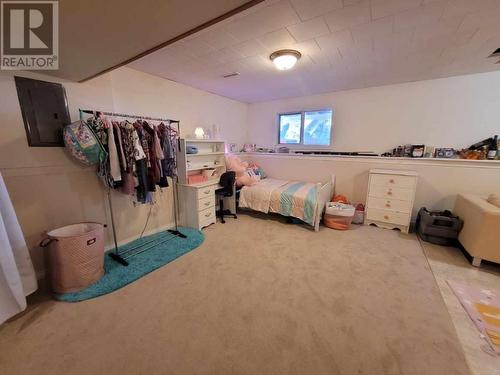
[186,151,225,157]
[184,139,225,143]
[177,138,226,185]
[185,140,225,155]
[187,163,225,171]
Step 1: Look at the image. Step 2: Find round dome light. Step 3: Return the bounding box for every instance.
[270,49,301,70]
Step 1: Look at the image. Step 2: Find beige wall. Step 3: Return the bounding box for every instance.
[246,71,500,153]
[241,154,500,221]
[0,67,247,276]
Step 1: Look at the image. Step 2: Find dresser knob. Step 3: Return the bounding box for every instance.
[205,202,210,206]
[384,215,389,220]
[385,203,391,208]
[205,213,211,217]
[389,179,395,183]
[387,191,392,196]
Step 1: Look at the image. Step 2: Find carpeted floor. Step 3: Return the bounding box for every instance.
[0,213,471,375]
[421,240,500,375]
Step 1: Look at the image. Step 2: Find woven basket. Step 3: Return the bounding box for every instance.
[42,223,105,294]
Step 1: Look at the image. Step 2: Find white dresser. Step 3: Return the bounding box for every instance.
[365,169,418,233]
[177,181,218,230]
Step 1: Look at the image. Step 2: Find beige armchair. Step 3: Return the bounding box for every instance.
[453,194,500,267]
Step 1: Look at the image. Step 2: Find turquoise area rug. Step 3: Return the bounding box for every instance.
[55,227,204,302]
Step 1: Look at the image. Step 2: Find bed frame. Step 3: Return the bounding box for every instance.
[313,175,336,231]
[238,174,335,232]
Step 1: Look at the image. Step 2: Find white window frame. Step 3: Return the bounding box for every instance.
[277,109,333,149]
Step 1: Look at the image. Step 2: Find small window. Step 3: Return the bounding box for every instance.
[278,113,302,144]
[278,109,333,146]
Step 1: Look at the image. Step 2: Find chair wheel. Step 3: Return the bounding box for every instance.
[221,219,226,224]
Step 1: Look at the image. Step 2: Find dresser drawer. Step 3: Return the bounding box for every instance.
[366,197,412,213]
[198,196,215,211]
[368,185,414,201]
[198,206,215,222]
[366,208,410,226]
[197,185,215,200]
[370,174,416,189]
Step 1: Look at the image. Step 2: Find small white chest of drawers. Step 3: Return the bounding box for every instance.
[177,181,217,230]
[365,169,418,233]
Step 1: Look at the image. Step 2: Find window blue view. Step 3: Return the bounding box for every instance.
[279,113,302,144]
[303,110,333,146]
[278,109,333,146]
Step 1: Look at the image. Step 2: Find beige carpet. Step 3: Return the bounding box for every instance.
[421,240,500,375]
[0,213,471,375]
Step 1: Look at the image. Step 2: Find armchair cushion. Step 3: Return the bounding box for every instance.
[454,194,500,264]
[487,194,500,208]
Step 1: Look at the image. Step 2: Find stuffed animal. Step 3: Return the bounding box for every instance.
[225,155,260,187]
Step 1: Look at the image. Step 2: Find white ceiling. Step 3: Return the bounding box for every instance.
[43,0,255,81]
[129,0,500,103]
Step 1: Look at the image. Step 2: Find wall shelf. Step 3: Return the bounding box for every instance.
[238,152,500,169]
[177,139,226,185]
[186,152,225,156]
[183,139,225,143]
[187,164,225,171]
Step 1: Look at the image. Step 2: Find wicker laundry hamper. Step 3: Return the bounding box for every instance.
[41,223,105,293]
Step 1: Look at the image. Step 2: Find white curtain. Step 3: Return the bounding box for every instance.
[0,172,37,324]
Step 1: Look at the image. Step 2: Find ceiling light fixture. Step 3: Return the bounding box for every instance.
[270,49,301,70]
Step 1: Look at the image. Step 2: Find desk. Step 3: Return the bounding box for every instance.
[177,180,236,230]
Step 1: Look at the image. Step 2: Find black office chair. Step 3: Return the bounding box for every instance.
[215,171,237,224]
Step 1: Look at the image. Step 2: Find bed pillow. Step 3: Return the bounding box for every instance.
[248,163,267,179]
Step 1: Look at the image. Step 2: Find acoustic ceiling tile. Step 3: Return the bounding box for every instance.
[289,0,343,21]
[258,28,297,50]
[323,1,371,32]
[287,17,331,42]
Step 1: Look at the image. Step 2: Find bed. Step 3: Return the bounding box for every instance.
[238,175,335,231]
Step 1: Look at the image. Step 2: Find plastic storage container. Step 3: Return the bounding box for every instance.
[352,203,365,224]
[41,222,105,293]
[324,202,356,230]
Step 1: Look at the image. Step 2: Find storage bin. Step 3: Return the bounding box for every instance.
[352,203,365,224]
[416,208,463,246]
[41,222,105,293]
[324,203,355,230]
[188,173,207,185]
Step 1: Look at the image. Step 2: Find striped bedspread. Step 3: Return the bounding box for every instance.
[239,178,319,226]
[269,181,318,225]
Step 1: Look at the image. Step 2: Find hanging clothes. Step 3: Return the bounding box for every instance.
[84,116,112,187]
[136,121,160,191]
[103,118,121,185]
[113,122,127,173]
[158,122,177,187]
[81,113,179,204]
[117,121,142,196]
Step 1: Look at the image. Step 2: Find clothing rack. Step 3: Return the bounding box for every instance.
[79,109,180,124]
[79,109,186,267]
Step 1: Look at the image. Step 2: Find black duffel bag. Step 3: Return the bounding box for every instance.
[416,208,464,246]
